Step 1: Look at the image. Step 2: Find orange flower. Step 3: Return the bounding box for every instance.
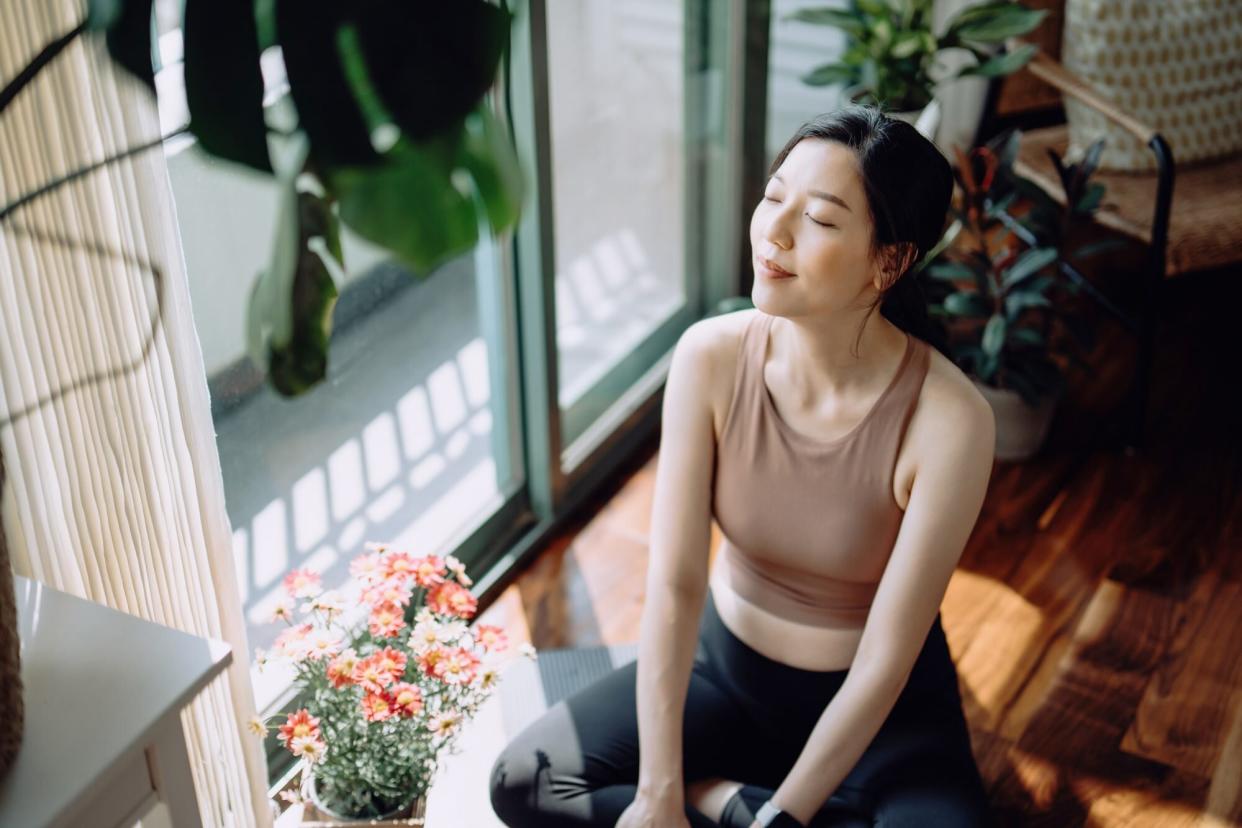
[361,691,395,722]
[352,654,394,694]
[373,646,408,681]
[278,709,321,747]
[368,602,407,638]
[431,646,480,686]
[326,649,359,689]
[389,682,423,717]
[473,624,508,653]
[426,581,477,620]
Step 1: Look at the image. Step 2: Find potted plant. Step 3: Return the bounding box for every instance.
[917,127,1122,460]
[252,542,537,824]
[0,0,524,399]
[785,0,1048,138]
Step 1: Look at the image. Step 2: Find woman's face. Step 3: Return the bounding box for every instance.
[750,138,883,311]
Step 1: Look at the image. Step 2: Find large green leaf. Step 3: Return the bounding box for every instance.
[247,175,342,396]
[957,42,1036,78]
[87,0,155,92]
[981,313,1007,357]
[183,0,272,173]
[1004,291,1051,317]
[890,30,926,59]
[951,6,1047,43]
[785,7,866,37]
[926,260,977,282]
[802,62,857,86]
[331,134,479,275]
[1000,246,1057,291]
[944,291,990,317]
[454,103,525,236]
[275,0,378,166]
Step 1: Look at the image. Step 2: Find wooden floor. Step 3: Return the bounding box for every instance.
[473,259,1242,827]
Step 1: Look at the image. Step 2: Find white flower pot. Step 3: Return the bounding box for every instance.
[888,98,941,143]
[972,378,1060,461]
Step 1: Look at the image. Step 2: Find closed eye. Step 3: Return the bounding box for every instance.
[763,196,834,228]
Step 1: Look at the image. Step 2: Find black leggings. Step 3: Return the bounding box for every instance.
[489,591,996,827]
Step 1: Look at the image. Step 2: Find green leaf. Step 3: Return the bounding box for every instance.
[1075,181,1105,214]
[952,6,1048,43]
[926,260,977,282]
[88,0,156,92]
[276,0,379,166]
[182,0,272,173]
[856,0,893,17]
[453,101,525,236]
[247,173,342,397]
[1072,237,1127,259]
[1010,326,1044,346]
[331,134,479,275]
[353,0,511,142]
[912,218,963,274]
[1004,291,1050,316]
[785,7,866,37]
[1001,246,1057,290]
[956,42,1037,78]
[801,62,857,86]
[944,291,990,317]
[982,313,1007,357]
[890,31,925,59]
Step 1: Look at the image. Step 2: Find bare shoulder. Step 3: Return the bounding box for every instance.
[680,308,759,442]
[909,340,996,466]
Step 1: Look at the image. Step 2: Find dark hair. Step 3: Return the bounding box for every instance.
[766,103,953,350]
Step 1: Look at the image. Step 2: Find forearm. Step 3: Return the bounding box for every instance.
[635,581,706,800]
[771,667,906,825]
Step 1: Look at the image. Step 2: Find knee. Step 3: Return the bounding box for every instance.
[489,742,547,826]
[871,782,995,828]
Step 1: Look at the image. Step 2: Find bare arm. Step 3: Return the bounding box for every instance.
[766,386,997,826]
[634,320,720,804]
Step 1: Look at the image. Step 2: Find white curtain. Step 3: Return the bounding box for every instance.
[0,1,273,825]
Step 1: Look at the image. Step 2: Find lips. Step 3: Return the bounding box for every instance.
[758,256,795,277]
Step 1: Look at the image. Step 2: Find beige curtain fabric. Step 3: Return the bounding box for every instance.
[0,1,273,825]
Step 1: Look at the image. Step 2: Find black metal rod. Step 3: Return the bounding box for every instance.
[0,20,87,116]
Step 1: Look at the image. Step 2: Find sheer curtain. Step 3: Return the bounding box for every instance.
[0,1,273,825]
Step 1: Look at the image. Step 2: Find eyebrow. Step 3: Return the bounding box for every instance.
[770,174,852,213]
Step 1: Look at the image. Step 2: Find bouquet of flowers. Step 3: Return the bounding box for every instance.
[250,542,536,820]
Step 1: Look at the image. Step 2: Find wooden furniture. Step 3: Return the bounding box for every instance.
[0,575,231,827]
[1001,37,1242,451]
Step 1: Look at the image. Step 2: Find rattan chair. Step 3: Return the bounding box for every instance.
[1000,36,1242,453]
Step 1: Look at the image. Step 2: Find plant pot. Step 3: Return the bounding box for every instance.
[972,378,1060,461]
[302,772,426,826]
[887,98,941,143]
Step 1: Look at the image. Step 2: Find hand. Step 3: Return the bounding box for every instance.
[615,792,693,828]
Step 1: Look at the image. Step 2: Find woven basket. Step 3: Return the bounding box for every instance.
[0,449,24,779]
[1062,0,1242,172]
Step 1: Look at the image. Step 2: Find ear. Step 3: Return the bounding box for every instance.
[873,242,919,291]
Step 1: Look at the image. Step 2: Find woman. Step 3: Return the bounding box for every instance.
[489,104,997,828]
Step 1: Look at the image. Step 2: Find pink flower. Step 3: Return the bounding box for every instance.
[410,555,448,589]
[278,709,321,747]
[272,623,314,660]
[445,555,473,587]
[426,581,477,620]
[349,553,385,586]
[389,682,423,717]
[473,624,509,653]
[417,646,447,679]
[289,734,327,763]
[368,602,407,638]
[361,691,395,722]
[430,646,480,686]
[282,568,322,599]
[361,578,412,608]
[372,646,408,681]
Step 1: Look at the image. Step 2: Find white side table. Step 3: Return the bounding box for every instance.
[0,575,232,827]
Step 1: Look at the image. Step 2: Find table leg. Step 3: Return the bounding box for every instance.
[146,716,203,827]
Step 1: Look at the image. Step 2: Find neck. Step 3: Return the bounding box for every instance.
[770,312,907,402]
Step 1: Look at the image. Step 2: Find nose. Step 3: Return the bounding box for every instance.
[759,203,793,251]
